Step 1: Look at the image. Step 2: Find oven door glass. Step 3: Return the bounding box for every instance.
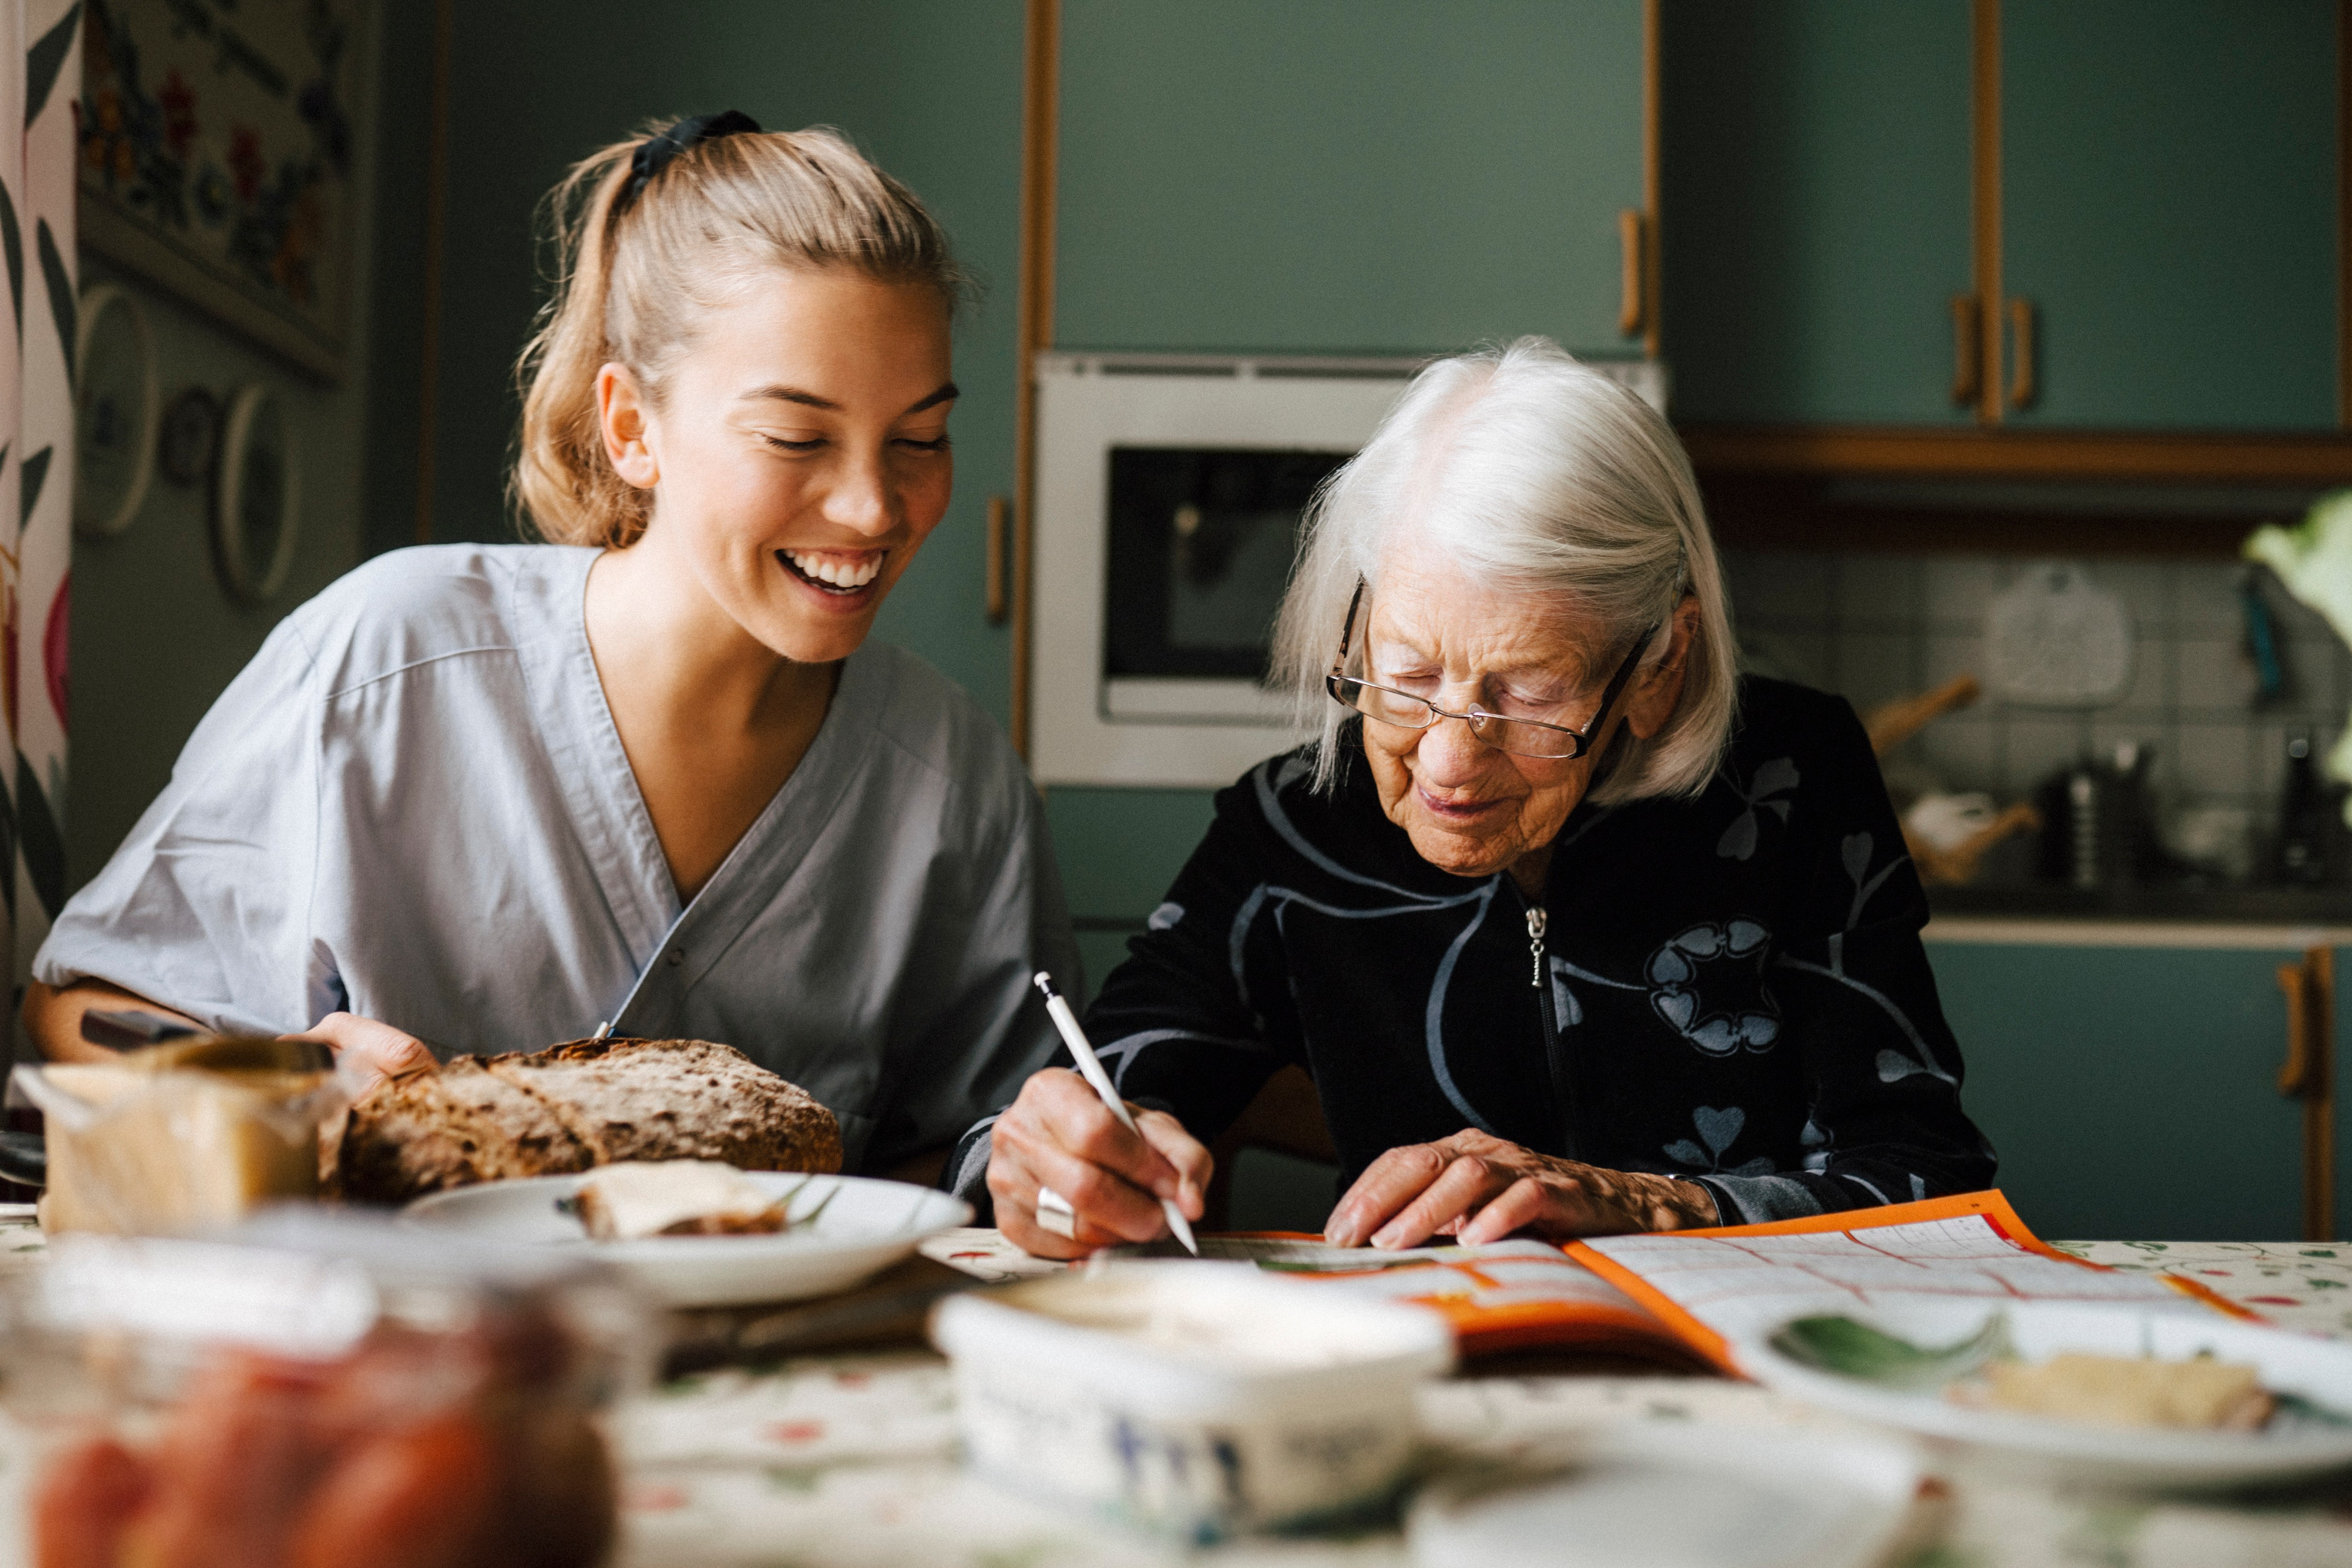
[1103,446,1350,682]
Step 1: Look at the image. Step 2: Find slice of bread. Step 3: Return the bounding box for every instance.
[572,1160,791,1240]
[339,1038,840,1205]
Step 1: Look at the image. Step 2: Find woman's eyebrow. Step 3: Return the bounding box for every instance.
[736,382,959,415]
[1370,637,1435,664]
[741,385,840,410]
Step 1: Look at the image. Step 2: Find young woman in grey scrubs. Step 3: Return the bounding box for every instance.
[24,114,1077,1179]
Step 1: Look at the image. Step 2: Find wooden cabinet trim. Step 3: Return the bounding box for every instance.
[1642,0,1661,360]
[1971,0,2003,427]
[2341,0,2351,428]
[1013,0,1060,759]
[1678,424,2352,484]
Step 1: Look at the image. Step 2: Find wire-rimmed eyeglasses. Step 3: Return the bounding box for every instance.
[1322,577,1658,761]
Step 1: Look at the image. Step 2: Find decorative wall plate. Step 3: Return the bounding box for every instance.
[158,386,222,486]
[73,282,160,537]
[212,383,302,603]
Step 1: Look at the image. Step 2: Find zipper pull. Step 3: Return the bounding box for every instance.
[1526,905,1548,988]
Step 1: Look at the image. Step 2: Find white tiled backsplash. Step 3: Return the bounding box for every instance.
[1722,550,2347,870]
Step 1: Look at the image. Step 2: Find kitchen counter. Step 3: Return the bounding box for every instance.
[1926,883,2352,948]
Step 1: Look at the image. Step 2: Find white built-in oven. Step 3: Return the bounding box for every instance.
[1029,351,1666,788]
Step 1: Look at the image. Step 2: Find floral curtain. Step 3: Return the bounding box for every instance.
[6,0,77,1059]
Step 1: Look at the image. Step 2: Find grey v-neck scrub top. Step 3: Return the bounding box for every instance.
[35,544,1079,1171]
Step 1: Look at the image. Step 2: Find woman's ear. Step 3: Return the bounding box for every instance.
[596,363,660,489]
[1623,594,1703,741]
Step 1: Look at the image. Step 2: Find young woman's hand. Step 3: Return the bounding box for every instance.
[988,1067,1212,1258]
[287,1013,437,1100]
[1323,1129,1719,1249]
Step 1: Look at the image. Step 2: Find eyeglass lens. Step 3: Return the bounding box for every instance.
[1330,678,1586,759]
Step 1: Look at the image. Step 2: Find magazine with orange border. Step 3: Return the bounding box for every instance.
[1184,1232,1695,1360]
[1563,1189,2253,1375]
[1191,1190,2249,1372]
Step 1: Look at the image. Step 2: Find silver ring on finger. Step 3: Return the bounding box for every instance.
[1035,1183,1078,1240]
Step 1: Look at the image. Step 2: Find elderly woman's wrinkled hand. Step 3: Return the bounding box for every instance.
[990,1067,1213,1259]
[1323,1129,1719,1249]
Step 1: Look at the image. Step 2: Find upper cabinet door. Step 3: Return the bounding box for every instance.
[1661,0,1974,426]
[2002,0,2338,430]
[1054,0,1644,358]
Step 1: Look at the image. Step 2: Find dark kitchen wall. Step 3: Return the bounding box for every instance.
[66,3,438,892]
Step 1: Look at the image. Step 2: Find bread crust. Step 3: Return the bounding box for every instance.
[339,1039,842,1206]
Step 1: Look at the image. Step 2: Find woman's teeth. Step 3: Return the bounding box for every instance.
[780,550,884,592]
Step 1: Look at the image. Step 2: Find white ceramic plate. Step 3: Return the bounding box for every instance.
[1735,1299,2352,1488]
[1409,1423,1922,1568]
[398,1173,971,1308]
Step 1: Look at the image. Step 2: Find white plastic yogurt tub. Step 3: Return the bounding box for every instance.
[930,1260,1454,1542]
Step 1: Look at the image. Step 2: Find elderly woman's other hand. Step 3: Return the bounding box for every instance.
[990,1067,1213,1258]
[1323,1129,1719,1249]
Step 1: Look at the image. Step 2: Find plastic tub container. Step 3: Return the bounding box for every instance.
[930,1260,1454,1541]
[12,1041,347,1234]
[0,1208,654,1568]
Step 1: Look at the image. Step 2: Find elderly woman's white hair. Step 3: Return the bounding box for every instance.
[1270,337,1738,805]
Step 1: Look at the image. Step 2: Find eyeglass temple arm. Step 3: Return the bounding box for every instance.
[1332,575,1370,670]
[1587,620,1662,737]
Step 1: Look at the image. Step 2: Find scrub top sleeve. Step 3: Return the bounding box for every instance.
[33,616,326,1037]
[876,783,1076,1174]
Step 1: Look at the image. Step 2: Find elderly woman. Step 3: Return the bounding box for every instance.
[959,338,1995,1258]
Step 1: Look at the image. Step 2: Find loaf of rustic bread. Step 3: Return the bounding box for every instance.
[337,1036,842,1205]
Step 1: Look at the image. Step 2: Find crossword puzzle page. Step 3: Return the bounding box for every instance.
[1572,1192,2231,1372]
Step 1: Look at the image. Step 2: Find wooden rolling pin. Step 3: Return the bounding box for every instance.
[1864,673,1981,756]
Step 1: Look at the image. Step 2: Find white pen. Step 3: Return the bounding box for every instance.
[1031,971,1200,1255]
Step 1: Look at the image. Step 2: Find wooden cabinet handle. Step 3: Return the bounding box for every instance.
[2278,946,2332,1099]
[1949,294,1981,407]
[985,495,1010,624]
[2006,296,2037,409]
[2280,958,2318,1097]
[1618,209,1645,337]
[2277,946,2336,1242]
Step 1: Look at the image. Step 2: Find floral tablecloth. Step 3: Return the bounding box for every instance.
[7,1218,2352,1566]
[612,1232,2352,1568]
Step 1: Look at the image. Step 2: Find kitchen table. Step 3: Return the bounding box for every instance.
[5,1219,2352,1567]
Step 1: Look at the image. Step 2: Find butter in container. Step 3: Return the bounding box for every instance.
[11,1037,347,1234]
[0,1209,654,1568]
[929,1260,1454,1541]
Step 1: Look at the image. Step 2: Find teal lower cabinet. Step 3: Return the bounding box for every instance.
[1925,932,2334,1243]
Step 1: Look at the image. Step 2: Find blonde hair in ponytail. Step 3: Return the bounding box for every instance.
[512,123,965,549]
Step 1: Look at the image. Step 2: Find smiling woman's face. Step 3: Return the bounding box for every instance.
[625,268,955,664]
[1357,537,1632,881]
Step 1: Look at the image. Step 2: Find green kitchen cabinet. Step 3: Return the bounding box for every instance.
[1926,939,2329,1242]
[2000,0,2338,431]
[1055,0,1645,358]
[1662,0,2340,435]
[1661,0,1975,425]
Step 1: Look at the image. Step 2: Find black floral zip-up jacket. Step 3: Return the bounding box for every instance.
[950,676,1996,1226]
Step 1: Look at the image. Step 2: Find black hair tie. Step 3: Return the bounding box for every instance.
[613,109,763,218]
